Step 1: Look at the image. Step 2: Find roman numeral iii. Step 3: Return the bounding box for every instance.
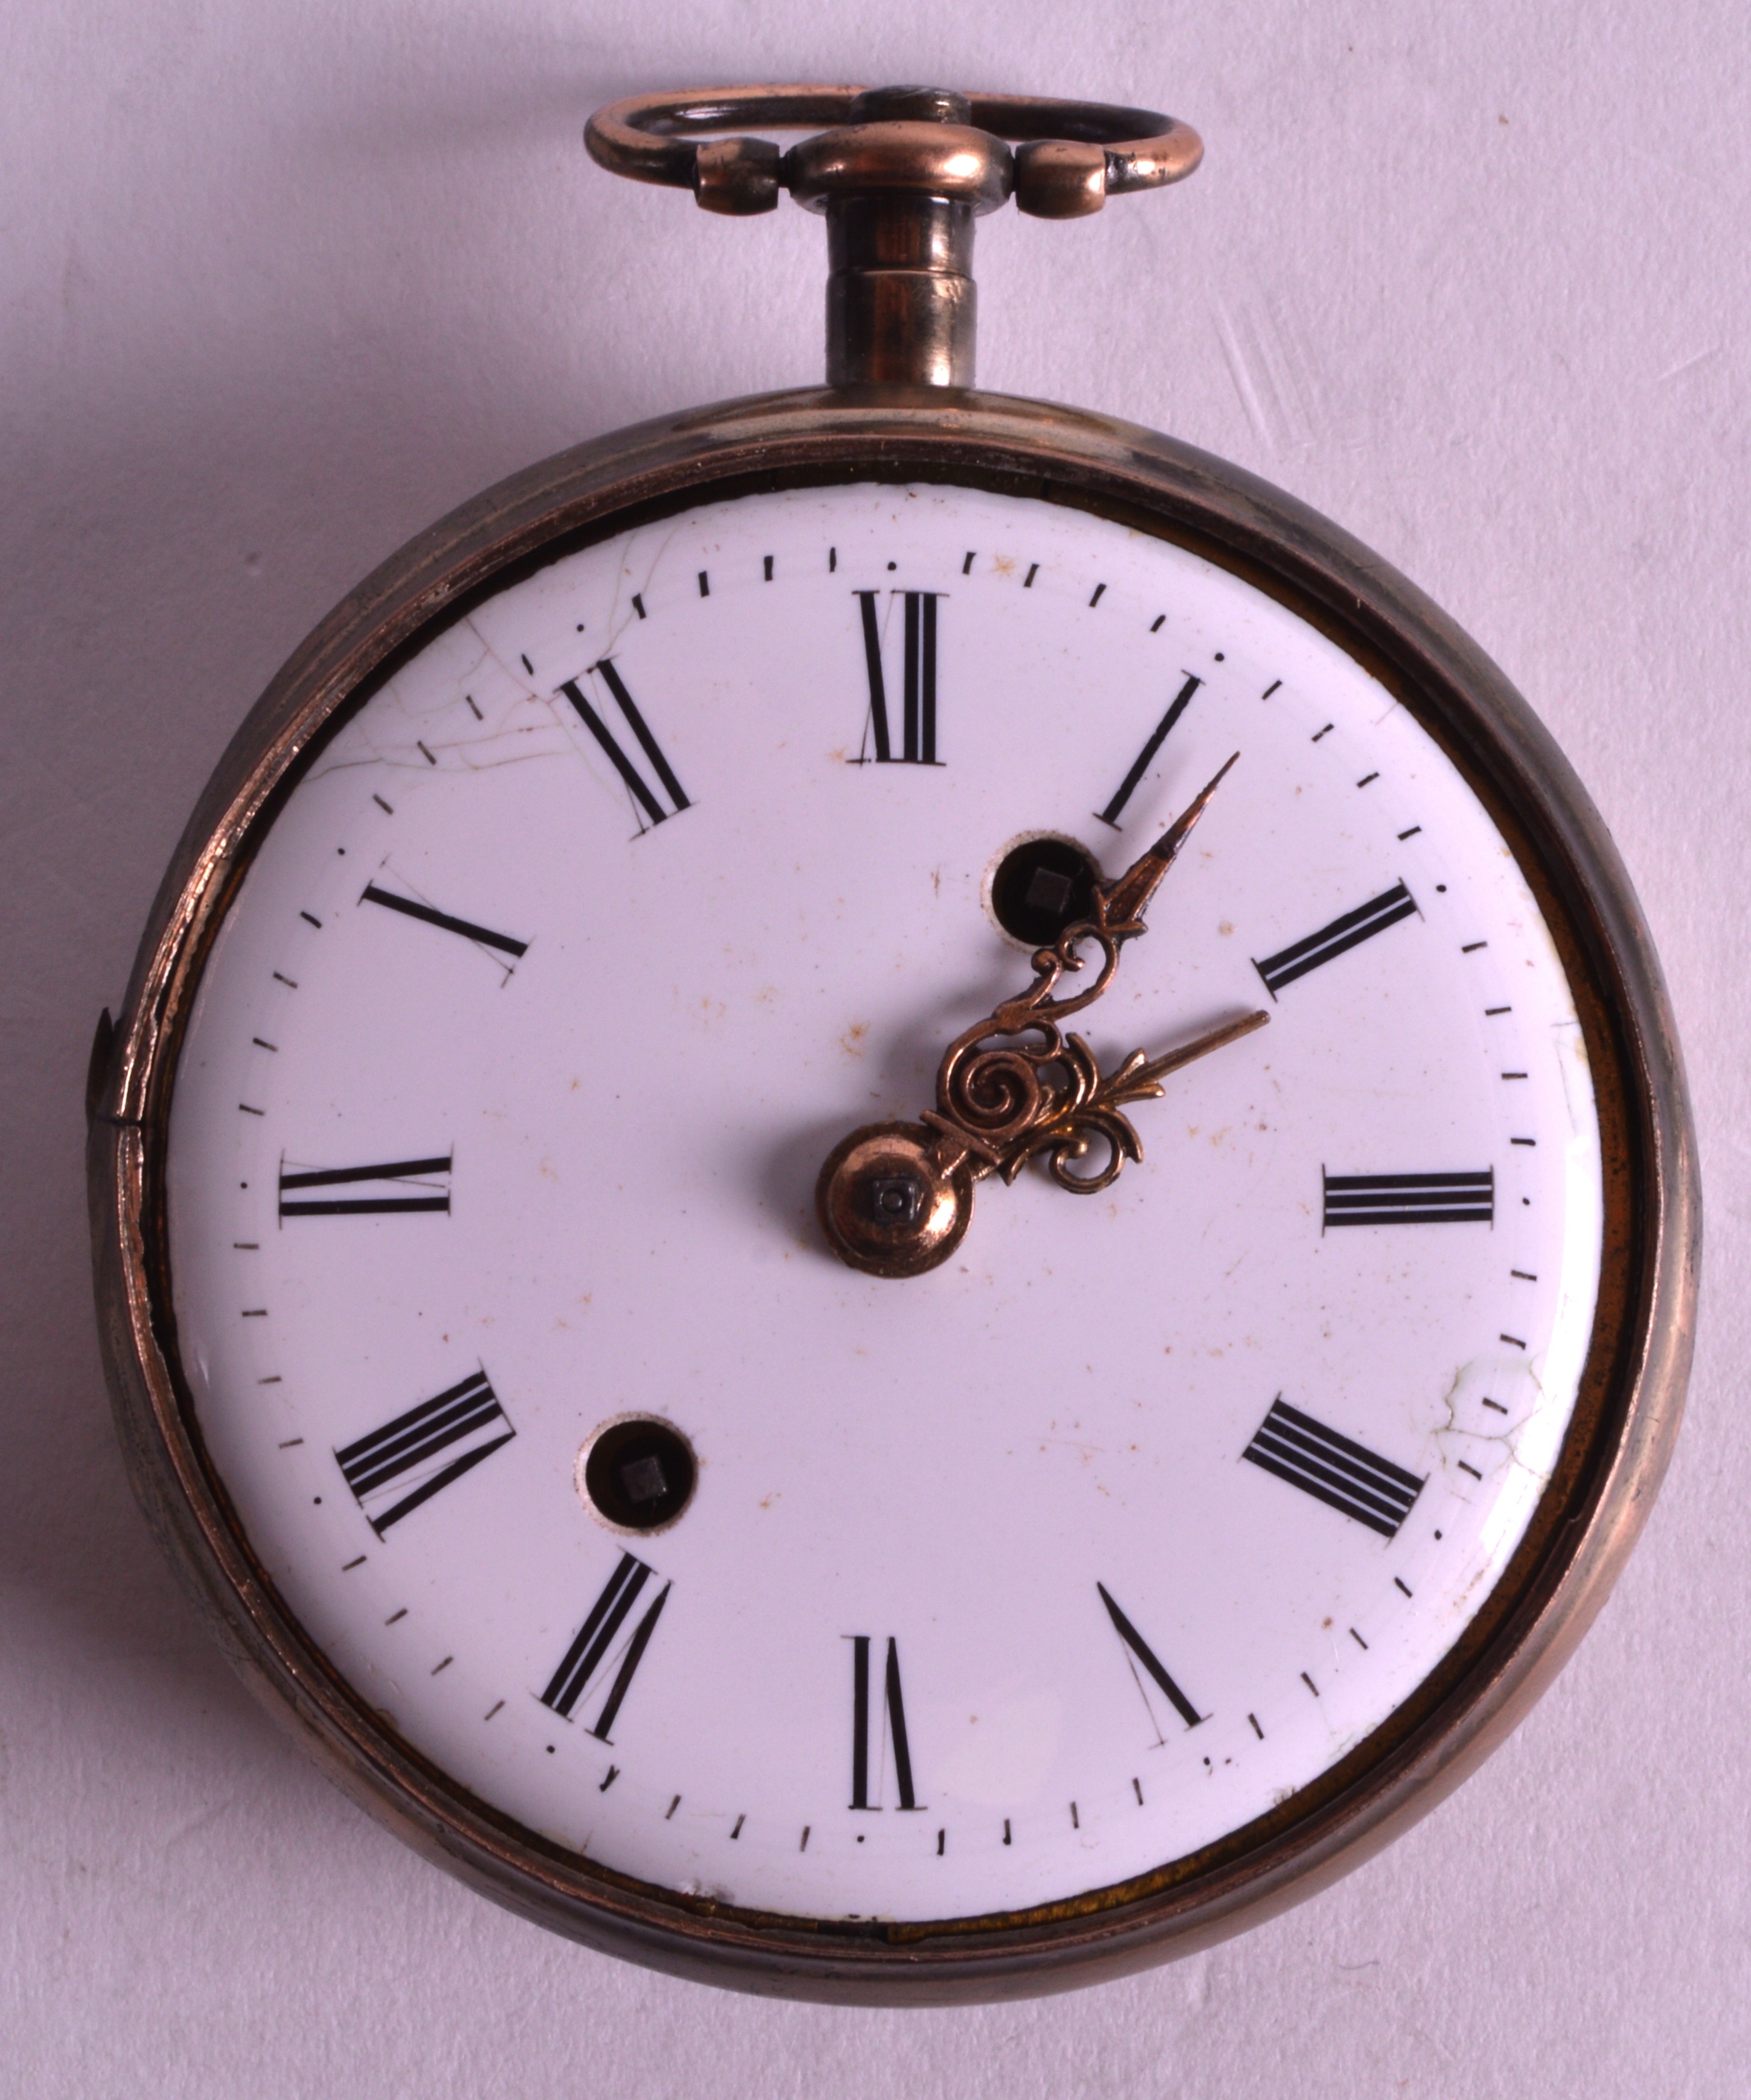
[856,591,941,765]
[848,1635,921,1810]
[1323,1168,1494,1228]
[333,1367,514,1536]
[1097,1583,1203,1732]
[1253,880,1418,995]
[1241,1396,1425,1539]
[278,1153,451,1217]
[559,661,690,830]
[541,1554,670,1741]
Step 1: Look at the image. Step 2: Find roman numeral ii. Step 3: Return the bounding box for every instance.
[560,661,689,831]
[857,591,941,764]
[333,1367,514,1536]
[1253,881,1418,996]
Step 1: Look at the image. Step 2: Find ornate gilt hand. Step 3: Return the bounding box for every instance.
[816,758,1270,1276]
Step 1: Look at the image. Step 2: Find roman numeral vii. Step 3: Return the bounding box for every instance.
[541,1554,670,1742]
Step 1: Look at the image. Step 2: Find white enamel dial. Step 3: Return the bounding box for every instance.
[165,477,1603,1923]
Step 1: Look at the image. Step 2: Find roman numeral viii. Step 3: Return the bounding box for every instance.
[857,591,941,765]
[848,1635,922,1810]
[559,662,689,830]
[1253,881,1418,996]
[1324,1168,1494,1228]
[541,1554,670,1741]
[278,1153,451,1217]
[1097,1583,1203,1734]
[1241,1396,1425,1539]
[334,1367,514,1536]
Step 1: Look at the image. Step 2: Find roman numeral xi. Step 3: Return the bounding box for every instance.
[1241,1397,1425,1540]
[541,1554,670,1742]
[1254,881,1418,996]
[560,661,689,830]
[334,1368,514,1536]
[848,1635,921,1810]
[857,591,940,765]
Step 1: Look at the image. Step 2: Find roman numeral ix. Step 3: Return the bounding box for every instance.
[857,591,940,765]
[1253,881,1418,996]
[848,1635,921,1810]
[1241,1396,1426,1540]
[1324,1168,1495,1228]
[541,1554,670,1741]
[334,1367,514,1536]
[1097,673,1203,829]
[1097,1583,1203,1734]
[278,1154,451,1217]
[559,662,689,830]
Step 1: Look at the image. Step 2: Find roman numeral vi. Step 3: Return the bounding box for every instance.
[848,1635,922,1810]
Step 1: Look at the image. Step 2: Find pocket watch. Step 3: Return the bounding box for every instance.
[88,84,1699,2001]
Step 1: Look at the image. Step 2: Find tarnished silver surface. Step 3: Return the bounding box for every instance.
[88,386,1700,2002]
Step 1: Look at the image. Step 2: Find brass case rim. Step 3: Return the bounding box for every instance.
[88,386,1698,2003]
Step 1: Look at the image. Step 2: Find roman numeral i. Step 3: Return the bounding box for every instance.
[857,591,941,765]
[334,1367,514,1536]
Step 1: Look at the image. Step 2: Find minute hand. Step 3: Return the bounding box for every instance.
[922,754,1245,1178]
